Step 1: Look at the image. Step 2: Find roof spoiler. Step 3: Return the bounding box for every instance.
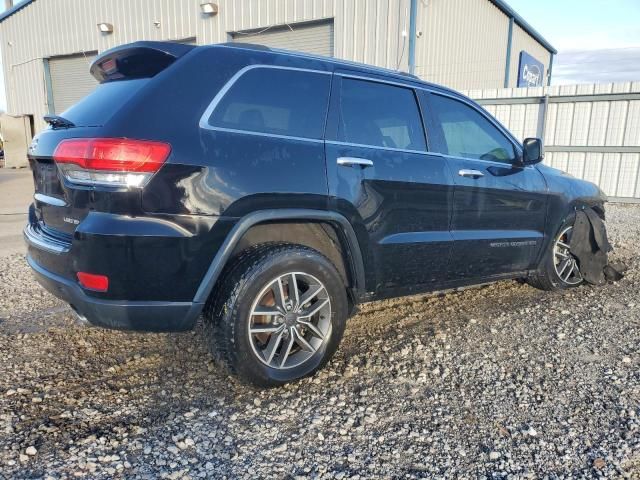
[90,41,195,82]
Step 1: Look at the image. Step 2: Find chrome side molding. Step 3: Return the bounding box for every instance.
[34,193,67,207]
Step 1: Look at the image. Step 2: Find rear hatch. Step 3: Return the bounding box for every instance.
[29,42,194,238]
[30,80,148,237]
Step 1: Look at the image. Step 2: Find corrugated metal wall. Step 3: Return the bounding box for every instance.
[198,0,412,71]
[49,53,98,114]
[0,0,553,133]
[232,19,334,57]
[415,0,509,90]
[466,82,640,201]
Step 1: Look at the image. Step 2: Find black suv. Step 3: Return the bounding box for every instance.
[25,42,606,386]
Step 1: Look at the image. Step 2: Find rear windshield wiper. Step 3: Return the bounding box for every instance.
[44,114,76,129]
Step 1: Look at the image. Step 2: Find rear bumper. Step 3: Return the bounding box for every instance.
[23,202,230,303]
[27,254,203,332]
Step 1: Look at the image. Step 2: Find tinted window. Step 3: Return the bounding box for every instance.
[430,94,516,163]
[209,68,330,139]
[61,79,149,126]
[338,78,426,151]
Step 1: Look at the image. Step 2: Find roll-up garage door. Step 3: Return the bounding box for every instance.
[49,53,98,114]
[232,20,334,57]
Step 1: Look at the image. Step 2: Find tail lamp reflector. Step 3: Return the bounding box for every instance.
[77,272,109,292]
[53,138,171,188]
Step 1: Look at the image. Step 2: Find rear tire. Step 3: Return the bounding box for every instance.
[204,243,348,388]
[527,213,584,291]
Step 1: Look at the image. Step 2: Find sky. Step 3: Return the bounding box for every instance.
[505,0,640,85]
[0,0,638,110]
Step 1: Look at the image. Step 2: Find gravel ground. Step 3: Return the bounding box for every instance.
[1,204,638,479]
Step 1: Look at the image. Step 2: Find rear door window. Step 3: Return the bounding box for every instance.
[208,68,331,140]
[429,93,516,164]
[338,78,426,151]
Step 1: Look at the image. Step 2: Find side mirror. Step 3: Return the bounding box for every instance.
[522,138,544,165]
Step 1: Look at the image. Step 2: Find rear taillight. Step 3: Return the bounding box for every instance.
[77,272,109,292]
[53,138,171,188]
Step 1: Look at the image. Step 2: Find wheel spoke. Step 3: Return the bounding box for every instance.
[552,226,584,285]
[297,319,325,339]
[298,297,330,319]
[297,284,324,309]
[251,306,282,317]
[286,273,300,309]
[270,278,287,312]
[263,329,285,365]
[279,332,296,368]
[250,323,285,335]
[292,327,316,352]
[558,258,571,276]
[564,260,577,282]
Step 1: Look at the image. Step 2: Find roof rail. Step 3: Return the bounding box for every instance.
[397,71,420,80]
[220,43,423,82]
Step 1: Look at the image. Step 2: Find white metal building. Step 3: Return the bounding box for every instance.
[0,0,555,133]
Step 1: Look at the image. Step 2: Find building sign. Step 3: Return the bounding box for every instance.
[517,51,545,87]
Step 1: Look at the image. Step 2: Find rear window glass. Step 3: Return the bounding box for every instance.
[208,68,331,139]
[338,78,426,151]
[60,79,149,126]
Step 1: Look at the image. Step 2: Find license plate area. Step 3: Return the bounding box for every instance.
[33,160,65,197]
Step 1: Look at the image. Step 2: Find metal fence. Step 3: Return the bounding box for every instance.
[463,82,640,202]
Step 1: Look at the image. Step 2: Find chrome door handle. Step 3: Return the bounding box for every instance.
[458,169,484,178]
[337,157,374,168]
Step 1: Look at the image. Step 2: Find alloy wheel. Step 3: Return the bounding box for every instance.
[248,272,332,369]
[553,226,583,285]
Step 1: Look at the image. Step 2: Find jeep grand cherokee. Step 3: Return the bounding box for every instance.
[25,42,607,386]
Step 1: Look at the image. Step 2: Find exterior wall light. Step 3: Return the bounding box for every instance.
[200,2,218,15]
[97,22,114,34]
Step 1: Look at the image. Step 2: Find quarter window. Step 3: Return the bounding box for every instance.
[430,94,516,164]
[338,78,426,151]
[208,68,331,139]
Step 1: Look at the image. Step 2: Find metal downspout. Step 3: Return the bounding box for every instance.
[408,0,418,75]
[504,16,514,87]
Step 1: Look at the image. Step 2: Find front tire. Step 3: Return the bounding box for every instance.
[527,213,584,291]
[204,243,348,388]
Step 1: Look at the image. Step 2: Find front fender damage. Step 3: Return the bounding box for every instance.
[569,207,625,285]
